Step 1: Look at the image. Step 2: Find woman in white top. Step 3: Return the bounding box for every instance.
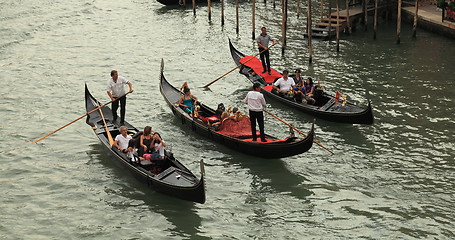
[143,132,166,161]
[151,132,166,159]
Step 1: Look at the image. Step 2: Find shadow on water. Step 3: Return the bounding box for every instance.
[224,152,314,201]
[87,143,209,239]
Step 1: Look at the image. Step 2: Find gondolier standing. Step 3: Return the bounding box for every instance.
[257,27,276,75]
[107,70,133,125]
[244,82,267,142]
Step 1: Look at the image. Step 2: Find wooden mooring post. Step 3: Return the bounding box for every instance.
[336,0,340,52]
[192,0,196,15]
[252,0,256,40]
[374,0,378,39]
[412,0,419,38]
[208,0,211,21]
[221,0,225,26]
[236,0,239,34]
[363,0,368,30]
[328,0,332,40]
[397,0,402,44]
[308,0,313,63]
[320,0,324,21]
[346,0,351,34]
[298,0,300,18]
[282,0,288,55]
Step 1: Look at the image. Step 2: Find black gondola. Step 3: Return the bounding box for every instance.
[229,40,374,124]
[85,84,205,204]
[159,60,315,159]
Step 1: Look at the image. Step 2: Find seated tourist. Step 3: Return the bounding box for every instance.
[292,82,307,104]
[293,69,304,86]
[217,103,229,119]
[228,107,246,122]
[138,126,153,157]
[272,70,295,95]
[113,126,133,153]
[178,85,198,117]
[303,77,316,104]
[211,103,229,130]
[143,132,166,161]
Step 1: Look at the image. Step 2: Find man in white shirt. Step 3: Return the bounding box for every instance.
[113,126,133,153]
[107,70,133,125]
[272,70,295,94]
[244,82,267,142]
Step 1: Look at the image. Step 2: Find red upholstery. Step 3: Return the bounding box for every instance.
[217,117,258,138]
[201,115,219,123]
[239,56,282,83]
[263,84,274,92]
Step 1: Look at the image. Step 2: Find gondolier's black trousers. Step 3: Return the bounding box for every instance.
[249,110,266,142]
[112,95,126,123]
[258,47,271,73]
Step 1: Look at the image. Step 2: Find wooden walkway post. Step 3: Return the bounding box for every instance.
[308,0,313,63]
[328,0,332,40]
[282,0,287,54]
[374,0,378,39]
[412,0,419,38]
[252,0,256,40]
[298,0,300,18]
[236,0,239,34]
[193,0,196,16]
[386,0,390,23]
[346,0,351,34]
[208,0,212,21]
[397,0,402,44]
[221,0,225,26]
[363,0,367,30]
[336,0,340,52]
[320,0,324,21]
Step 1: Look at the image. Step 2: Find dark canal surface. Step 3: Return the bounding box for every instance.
[1,0,454,238]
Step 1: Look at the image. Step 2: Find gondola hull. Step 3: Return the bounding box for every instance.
[159,63,315,159]
[156,0,214,6]
[85,85,205,204]
[229,40,374,124]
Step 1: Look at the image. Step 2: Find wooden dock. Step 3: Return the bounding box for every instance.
[305,4,388,39]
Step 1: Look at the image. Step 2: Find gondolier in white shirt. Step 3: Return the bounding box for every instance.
[107,70,133,125]
[244,82,267,142]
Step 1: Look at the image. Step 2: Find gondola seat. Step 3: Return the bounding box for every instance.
[200,115,219,124]
[139,157,168,174]
[139,160,154,171]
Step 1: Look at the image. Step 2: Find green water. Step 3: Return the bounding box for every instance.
[1,0,454,238]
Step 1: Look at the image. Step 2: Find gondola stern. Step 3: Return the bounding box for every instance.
[84,84,97,129]
[198,159,207,204]
[364,99,374,125]
[309,119,316,144]
[228,39,246,61]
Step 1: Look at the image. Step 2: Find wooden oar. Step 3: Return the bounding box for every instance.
[97,101,114,147]
[203,42,276,88]
[32,91,130,144]
[263,109,334,155]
